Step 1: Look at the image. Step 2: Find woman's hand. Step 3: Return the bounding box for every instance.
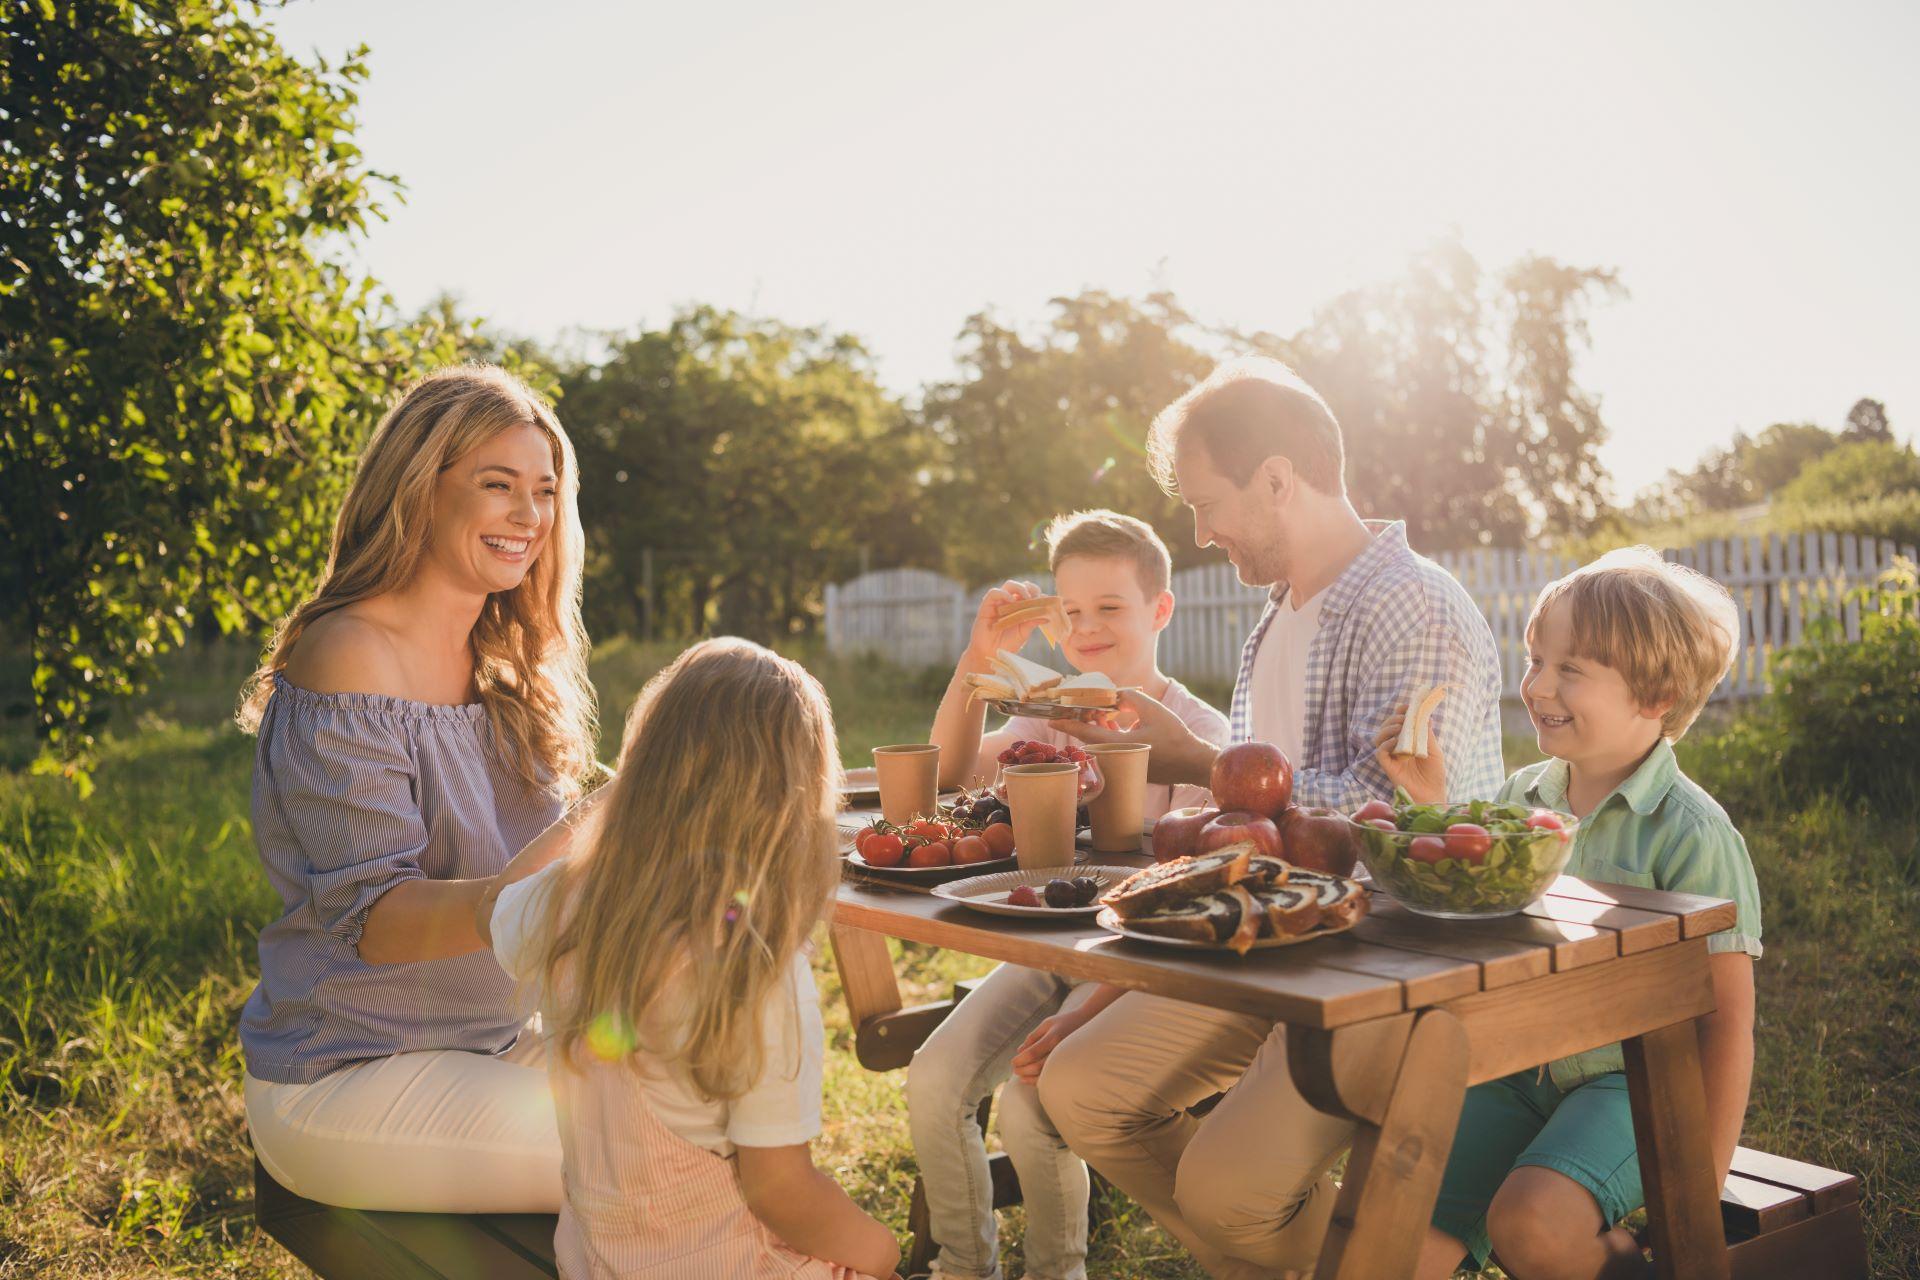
[1010,1004,1099,1085]
[1372,704,1447,804]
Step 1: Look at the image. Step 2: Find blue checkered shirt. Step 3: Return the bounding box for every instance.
[1227,521,1505,810]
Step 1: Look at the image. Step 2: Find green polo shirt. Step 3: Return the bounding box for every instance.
[1496,739,1763,1091]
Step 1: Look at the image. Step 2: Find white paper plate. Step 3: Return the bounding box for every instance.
[932,865,1133,917]
[1094,901,1364,951]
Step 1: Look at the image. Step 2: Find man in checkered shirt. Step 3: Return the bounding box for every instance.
[1037,358,1505,1279]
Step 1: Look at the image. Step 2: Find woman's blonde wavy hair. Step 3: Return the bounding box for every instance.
[238,364,597,799]
[536,638,841,1100]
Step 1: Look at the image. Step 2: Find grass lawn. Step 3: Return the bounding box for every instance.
[0,639,1913,1277]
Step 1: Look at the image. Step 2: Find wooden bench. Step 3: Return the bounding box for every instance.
[863,982,1868,1280]
[254,1158,557,1279]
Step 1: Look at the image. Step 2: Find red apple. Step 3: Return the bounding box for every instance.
[1152,805,1218,863]
[1210,741,1293,819]
[1197,810,1284,860]
[1278,806,1360,877]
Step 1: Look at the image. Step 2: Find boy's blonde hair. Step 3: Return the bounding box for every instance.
[1527,546,1740,740]
[535,639,841,1099]
[1044,509,1172,599]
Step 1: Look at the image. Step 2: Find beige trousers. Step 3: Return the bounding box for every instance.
[1036,993,1356,1279]
[245,1018,562,1213]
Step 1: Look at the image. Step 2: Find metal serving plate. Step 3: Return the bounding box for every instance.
[986,697,1110,722]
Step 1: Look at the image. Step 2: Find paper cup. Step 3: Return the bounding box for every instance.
[1002,761,1079,870]
[872,744,940,825]
[1085,743,1151,852]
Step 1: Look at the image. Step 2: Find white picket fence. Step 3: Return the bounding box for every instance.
[823,533,1917,700]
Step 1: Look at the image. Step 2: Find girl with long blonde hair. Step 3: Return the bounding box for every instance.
[484,639,900,1280]
[240,364,600,1216]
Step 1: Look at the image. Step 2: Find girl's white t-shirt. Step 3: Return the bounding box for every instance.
[490,861,824,1157]
[1002,676,1229,818]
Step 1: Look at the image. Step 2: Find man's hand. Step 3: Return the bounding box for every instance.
[1056,687,1220,788]
[1371,703,1447,804]
[966,580,1045,666]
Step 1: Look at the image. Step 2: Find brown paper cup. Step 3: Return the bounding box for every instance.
[1002,761,1079,870]
[1086,743,1151,852]
[872,744,940,826]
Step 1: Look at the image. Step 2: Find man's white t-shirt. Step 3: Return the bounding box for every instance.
[490,861,824,1158]
[1003,676,1229,818]
[1247,590,1325,761]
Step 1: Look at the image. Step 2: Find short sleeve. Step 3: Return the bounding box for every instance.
[491,860,567,984]
[265,710,430,949]
[726,954,825,1149]
[1658,813,1764,959]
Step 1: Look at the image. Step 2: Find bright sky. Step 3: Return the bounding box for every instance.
[268,0,1918,499]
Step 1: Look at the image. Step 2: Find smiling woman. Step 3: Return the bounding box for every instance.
[229,365,601,1214]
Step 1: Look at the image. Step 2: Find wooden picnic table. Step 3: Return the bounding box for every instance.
[830,836,1740,1280]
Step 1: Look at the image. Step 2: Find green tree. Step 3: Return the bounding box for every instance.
[1842,397,1892,444]
[563,307,926,641]
[920,291,1213,583]
[1245,240,1622,544]
[1776,439,1920,507]
[1,0,465,783]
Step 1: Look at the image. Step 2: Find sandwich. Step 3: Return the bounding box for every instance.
[993,595,1073,648]
[962,649,1121,713]
[1099,845,1257,920]
[1392,685,1448,758]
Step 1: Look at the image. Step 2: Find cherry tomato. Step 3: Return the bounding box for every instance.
[864,833,905,867]
[909,839,952,868]
[1443,823,1493,863]
[906,819,946,843]
[1353,799,1395,824]
[1366,818,1399,832]
[982,822,1016,857]
[1408,835,1449,864]
[1527,810,1568,835]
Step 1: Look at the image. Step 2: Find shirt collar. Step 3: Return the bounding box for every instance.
[1525,739,1679,818]
[1272,520,1410,617]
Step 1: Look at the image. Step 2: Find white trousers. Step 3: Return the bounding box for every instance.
[245,1017,562,1213]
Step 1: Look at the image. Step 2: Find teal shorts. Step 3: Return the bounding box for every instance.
[1432,1069,1642,1268]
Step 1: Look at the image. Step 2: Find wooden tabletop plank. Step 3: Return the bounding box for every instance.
[1524,895,1681,954]
[834,882,1405,1028]
[1545,876,1738,939]
[1719,1172,1811,1238]
[1283,935,1483,1007]
[1349,901,1552,989]
[1443,910,1619,970]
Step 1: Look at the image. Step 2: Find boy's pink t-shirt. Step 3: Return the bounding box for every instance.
[1002,677,1228,820]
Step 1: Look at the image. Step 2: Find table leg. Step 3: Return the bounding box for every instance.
[1292,1008,1469,1280]
[1623,1018,1730,1280]
[829,922,902,1030]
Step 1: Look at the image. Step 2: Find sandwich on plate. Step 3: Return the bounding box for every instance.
[963,648,1122,713]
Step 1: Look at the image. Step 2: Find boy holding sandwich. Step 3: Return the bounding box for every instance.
[910,509,1227,1280]
[1379,547,1763,1280]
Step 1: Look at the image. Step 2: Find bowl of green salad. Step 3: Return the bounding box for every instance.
[1348,793,1578,920]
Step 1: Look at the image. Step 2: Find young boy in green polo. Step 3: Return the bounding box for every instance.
[1381,546,1763,1280]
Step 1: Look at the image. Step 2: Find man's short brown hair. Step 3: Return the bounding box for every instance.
[1147,357,1346,497]
[1044,509,1172,600]
[1527,547,1741,740]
